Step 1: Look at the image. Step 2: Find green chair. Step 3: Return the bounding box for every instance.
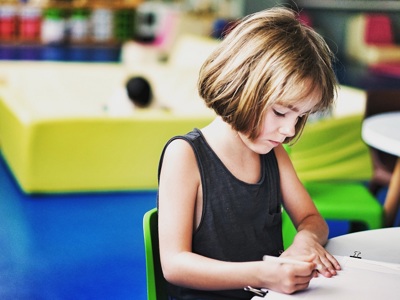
[282,115,384,248]
[143,208,168,300]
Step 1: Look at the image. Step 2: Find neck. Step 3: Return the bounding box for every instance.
[203,117,254,158]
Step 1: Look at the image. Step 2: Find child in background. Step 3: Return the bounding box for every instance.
[157,7,341,300]
[105,76,155,116]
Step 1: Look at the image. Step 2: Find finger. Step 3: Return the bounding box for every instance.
[294,282,311,292]
[317,265,334,277]
[317,256,338,277]
[293,275,313,291]
[295,274,314,285]
[294,266,316,282]
[290,262,317,277]
[312,269,319,278]
[326,252,341,270]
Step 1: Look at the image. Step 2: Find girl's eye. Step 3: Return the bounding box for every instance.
[273,109,285,117]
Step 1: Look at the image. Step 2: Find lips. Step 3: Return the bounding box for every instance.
[269,140,280,147]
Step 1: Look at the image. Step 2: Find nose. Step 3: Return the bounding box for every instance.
[279,124,296,138]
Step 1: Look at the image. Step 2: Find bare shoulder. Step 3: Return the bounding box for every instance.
[162,138,196,164]
[159,137,200,214]
[160,138,199,183]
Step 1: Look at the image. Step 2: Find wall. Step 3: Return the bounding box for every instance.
[291,0,400,61]
[244,0,287,14]
[243,1,400,61]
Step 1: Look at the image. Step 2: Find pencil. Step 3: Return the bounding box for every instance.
[263,255,322,271]
[263,255,309,265]
[263,255,323,270]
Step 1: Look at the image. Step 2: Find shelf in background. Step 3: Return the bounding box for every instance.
[296,0,400,11]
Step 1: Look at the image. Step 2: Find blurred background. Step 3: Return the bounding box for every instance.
[1,0,399,63]
[0,1,399,299]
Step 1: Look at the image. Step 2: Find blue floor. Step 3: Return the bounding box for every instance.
[0,153,156,299]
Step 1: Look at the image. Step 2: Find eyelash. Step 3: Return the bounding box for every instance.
[273,109,306,120]
[273,109,285,117]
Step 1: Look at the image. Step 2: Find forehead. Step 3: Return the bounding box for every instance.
[276,95,320,114]
[273,77,322,109]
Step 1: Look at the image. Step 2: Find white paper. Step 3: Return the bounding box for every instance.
[252,256,400,300]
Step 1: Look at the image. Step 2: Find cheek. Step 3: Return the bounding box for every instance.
[258,117,276,136]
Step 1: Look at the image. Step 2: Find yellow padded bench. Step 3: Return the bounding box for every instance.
[0,61,214,193]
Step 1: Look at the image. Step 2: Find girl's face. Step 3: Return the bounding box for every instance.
[238,97,319,154]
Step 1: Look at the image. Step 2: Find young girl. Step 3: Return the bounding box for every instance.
[157,7,341,300]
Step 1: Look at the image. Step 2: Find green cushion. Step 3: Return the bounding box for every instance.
[290,115,373,182]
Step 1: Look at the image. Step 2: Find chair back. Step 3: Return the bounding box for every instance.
[365,90,400,193]
[143,208,168,300]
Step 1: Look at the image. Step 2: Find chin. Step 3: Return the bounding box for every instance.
[254,145,274,155]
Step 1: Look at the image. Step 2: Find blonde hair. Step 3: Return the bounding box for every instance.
[198,7,337,142]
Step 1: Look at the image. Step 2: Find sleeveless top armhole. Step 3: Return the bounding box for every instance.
[157,129,205,208]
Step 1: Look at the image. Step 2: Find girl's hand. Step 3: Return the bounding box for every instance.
[281,232,341,278]
[259,254,317,294]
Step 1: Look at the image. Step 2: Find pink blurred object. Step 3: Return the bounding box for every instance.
[365,14,400,77]
[369,62,400,77]
[298,11,313,27]
[364,14,394,46]
[346,13,400,66]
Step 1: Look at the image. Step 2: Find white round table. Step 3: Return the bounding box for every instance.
[362,111,400,156]
[362,111,400,226]
[325,227,400,264]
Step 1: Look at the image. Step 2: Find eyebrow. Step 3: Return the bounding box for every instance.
[280,104,313,115]
[287,104,300,112]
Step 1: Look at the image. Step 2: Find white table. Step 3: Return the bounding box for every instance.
[362,111,400,226]
[325,227,400,264]
[251,228,400,300]
[362,111,400,157]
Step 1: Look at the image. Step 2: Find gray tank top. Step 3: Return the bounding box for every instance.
[158,128,284,300]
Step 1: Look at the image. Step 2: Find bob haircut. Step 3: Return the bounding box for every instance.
[198,7,337,143]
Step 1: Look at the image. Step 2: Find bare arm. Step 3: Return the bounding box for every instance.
[158,139,317,294]
[274,145,341,277]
